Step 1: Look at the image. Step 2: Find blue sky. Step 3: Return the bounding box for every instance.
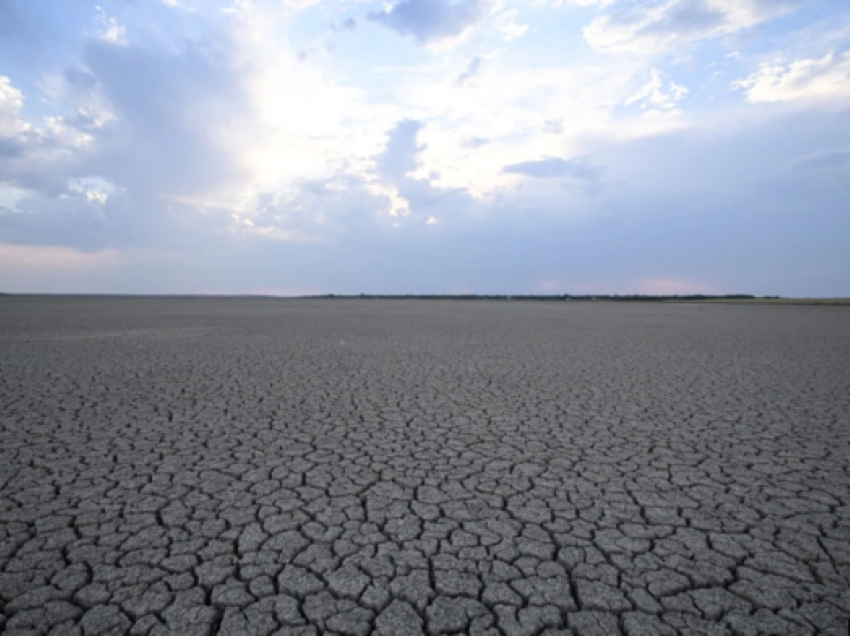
[1,0,848,295]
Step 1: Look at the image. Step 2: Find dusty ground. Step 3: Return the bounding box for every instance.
[1,298,849,636]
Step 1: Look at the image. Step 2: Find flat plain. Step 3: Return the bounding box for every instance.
[1,297,849,636]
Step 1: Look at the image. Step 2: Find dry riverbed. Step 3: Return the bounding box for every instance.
[1,298,849,635]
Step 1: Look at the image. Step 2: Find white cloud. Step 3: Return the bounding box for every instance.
[584,0,807,55]
[0,0,701,248]
[490,9,528,41]
[69,177,117,205]
[278,0,324,10]
[734,52,850,104]
[0,184,28,212]
[0,76,31,139]
[624,69,688,110]
[390,54,682,198]
[1,0,702,255]
[95,6,128,45]
[213,1,387,202]
[4,1,405,247]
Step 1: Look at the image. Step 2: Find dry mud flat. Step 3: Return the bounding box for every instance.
[1,298,849,636]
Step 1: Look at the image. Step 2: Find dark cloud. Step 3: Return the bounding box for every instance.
[77,37,254,198]
[367,0,487,45]
[0,25,262,254]
[0,127,77,196]
[373,119,473,217]
[503,157,603,180]
[0,136,25,158]
[0,189,166,251]
[4,31,255,202]
[376,120,425,182]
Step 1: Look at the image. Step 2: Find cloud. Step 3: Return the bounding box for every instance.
[367,0,489,46]
[331,18,357,32]
[3,21,259,202]
[0,186,170,252]
[734,52,850,103]
[789,148,850,171]
[376,120,426,183]
[373,120,474,221]
[462,136,489,148]
[0,76,30,143]
[0,75,88,195]
[95,6,128,46]
[389,56,654,198]
[2,0,849,296]
[68,176,116,205]
[1,1,388,254]
[490,9,527,41]
[0,242,119,269]
[583,0,808,55]
[624,69,687,110]
[230,173,391,242]
[455,56,482,86]
[0,184,27,212]
[77,37,255,199]
[503,157,604,180]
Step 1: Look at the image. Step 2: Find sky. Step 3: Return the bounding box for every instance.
[0,0,848,296]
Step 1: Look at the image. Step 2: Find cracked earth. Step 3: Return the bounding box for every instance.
[1,298,849,636]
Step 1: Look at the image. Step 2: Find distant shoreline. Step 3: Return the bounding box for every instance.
[1,293,848,305]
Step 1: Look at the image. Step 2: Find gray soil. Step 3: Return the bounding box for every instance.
[1,297,849,635]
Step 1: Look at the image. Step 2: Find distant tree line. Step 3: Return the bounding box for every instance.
[308,294,759,302]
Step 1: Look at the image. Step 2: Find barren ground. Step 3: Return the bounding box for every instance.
[1,298,849,635]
